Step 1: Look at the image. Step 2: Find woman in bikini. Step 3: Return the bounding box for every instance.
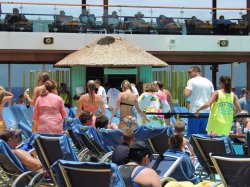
[109,80,149,130]
[76,80,105,126]
[0,86,14,132]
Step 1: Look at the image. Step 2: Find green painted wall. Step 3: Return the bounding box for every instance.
[70,66,86,107]
[139,66,152,83]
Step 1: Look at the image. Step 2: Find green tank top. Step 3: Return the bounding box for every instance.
[206,90,234,136]
[59,92,69,104]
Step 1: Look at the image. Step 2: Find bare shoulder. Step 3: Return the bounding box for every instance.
[34,85,45,94]
[13,149,29,156]
[139,167,159,176]
[163,89,171,95]
[135,167,161,186]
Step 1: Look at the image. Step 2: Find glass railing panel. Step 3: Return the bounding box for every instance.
[213,10,248,35]
[0,2,248,35]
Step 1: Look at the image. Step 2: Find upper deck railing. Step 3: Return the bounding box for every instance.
[0,2,249,35]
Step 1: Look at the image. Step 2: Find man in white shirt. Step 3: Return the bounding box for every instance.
[95,79,108,108]
[184,66,214,137]
[107,87,120,110]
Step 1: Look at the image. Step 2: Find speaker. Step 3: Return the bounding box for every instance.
[218,39,229,47]
[43,36,54,44]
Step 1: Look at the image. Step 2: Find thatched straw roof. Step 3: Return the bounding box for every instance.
[55,36,168,67]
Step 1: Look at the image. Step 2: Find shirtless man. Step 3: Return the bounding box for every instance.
[0,129,42,171]
[0,86,14,132]
[24,72,50,107]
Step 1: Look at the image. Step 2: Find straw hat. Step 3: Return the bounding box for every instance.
[55,36,168,67]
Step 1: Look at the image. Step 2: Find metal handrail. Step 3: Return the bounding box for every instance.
[146,112,250,119]
[0,1,249,11]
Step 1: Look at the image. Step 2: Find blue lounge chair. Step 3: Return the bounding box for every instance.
[11,107,32,138]
[210,153,250,187]
[149,154,182,178]
[0,140,45,187]
[99,128,123,147]
[134,125,173,142]
[51,160,125,187]
[190,134,235,180]
[2,107,17,129]
[72,122,112,161]
[28,133,78,186]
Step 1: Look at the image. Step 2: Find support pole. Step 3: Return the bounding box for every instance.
[211,64,218,89]
[103,0,109,26]
[231,63,235,89]
[247,63,250,90]
[81,0,86,14]
[212,0,217,22]
[247,0,250,34]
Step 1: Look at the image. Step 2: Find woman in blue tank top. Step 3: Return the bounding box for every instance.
[119,141,161,187]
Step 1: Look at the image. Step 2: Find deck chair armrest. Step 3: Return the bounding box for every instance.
[28,170,47,187]
[12,170,33,187]
[15,142,25,149]
[77,148,89,161]
[99,151,113,162]
[211,181,222,187]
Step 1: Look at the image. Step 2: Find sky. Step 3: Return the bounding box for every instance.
[0,0,248,88]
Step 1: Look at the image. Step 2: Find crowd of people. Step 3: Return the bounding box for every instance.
[0,66,249,186]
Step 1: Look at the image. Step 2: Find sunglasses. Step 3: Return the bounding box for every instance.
[86,112,93,120]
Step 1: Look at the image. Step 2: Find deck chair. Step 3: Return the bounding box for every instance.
[72,125,112,162]
[148,131,171,155]
[149,154,182,179]
[28,133,78,186]
[68,107,77,118]
[51,160,125,187]
[210,153,250,187]
[135,126,173,154]
[0,140,45,187]
[99,128,123,147]
[22,108,33,125]
[11,107,32,138]
[190,134,235,180]
[134,125,173,142]
[2,107,17,128]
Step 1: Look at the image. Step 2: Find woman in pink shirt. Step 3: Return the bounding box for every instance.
[33,80,68,134]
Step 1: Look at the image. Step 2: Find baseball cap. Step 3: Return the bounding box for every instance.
[0,129,22,142]
[119,116,138,131]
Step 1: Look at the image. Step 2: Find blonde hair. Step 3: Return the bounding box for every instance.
[144,82,159,92]
[121,80,132,92]
[87,80,96,104]
[38,72,50,84]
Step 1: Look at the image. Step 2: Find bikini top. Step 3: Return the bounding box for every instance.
[120,101,134,107]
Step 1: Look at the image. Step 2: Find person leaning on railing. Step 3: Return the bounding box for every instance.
[4,8,27,25]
